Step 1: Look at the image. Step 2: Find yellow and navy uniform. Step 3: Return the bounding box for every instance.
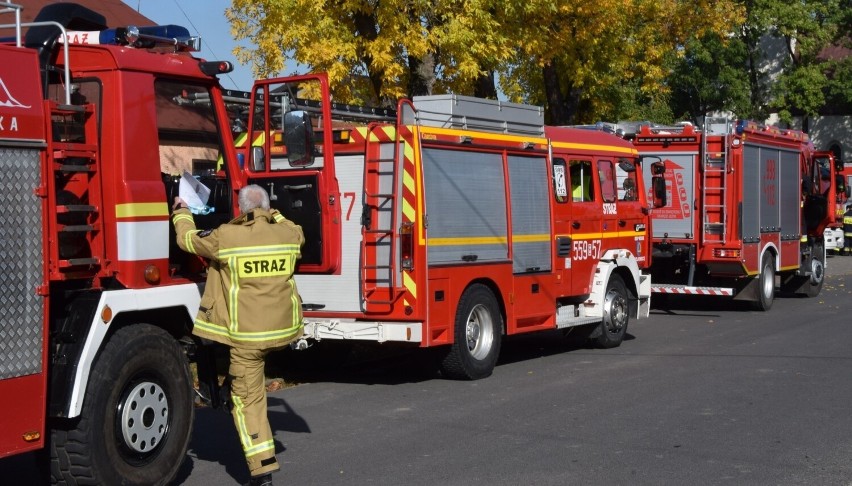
[172,207,304,349]
[844,208,852,254]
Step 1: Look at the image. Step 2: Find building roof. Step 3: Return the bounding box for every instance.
[12,0,153,27]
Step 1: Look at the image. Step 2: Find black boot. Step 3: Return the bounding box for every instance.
[246,473,273,486]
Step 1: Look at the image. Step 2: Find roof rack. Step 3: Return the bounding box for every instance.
[0,2,72,105]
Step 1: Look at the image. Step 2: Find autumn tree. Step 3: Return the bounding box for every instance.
[496,0,742,125]
[227,0,741,122]
[227,0,517,105]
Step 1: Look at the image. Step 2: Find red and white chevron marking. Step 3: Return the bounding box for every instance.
[651,286,734,296]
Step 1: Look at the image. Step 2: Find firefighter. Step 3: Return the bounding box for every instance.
[844,203,852,256]
[172,185,304,486]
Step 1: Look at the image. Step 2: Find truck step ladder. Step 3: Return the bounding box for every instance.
[360,124,403,310]
[702,117,730,244]
[48,101,104,278]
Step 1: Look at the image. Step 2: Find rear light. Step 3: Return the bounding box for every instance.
[399,222,414,271]
[713,249,741,258]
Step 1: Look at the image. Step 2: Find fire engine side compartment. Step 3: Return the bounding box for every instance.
[0,45,49,457]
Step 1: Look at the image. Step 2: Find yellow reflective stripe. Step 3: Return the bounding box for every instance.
[289,280,301,326]
[228,256,240,332]
[513,234,550,243]
[194,318,302,341]
[245,439,275,458]
[172,213,194,224]
[232,396,252,450]
[219,244,301,258]
[428,236,508,246]
[403,271,417,297]
[184,230,201,254]
[234,132,249,147]
[116,202,168,218]
[230,325,302,341]
[550,140,638,156]
[194,318,230,337]
[568,231,645,240]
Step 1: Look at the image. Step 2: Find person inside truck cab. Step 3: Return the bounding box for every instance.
[622,176,637,201]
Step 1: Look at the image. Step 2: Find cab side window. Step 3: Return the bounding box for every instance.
[570,160,594,202]
[598,160,617,203]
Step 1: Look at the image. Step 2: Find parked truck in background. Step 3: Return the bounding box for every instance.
[624,118,835,310]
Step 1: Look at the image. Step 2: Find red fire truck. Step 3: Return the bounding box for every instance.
[0,3,665,484]
[240,78,665,381]
[0,2,249,484]
[625,118,835,310]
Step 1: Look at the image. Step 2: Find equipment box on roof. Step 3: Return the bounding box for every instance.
[412,94,544,136]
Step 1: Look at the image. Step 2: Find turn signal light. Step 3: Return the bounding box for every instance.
[144,264,161,284]
[713,249,741,258]
[399,222,414,271]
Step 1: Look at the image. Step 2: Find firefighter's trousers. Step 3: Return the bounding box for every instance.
[229,346,280,477]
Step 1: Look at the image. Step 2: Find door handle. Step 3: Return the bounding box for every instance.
[619,220,626,227]
[572,221,580,229]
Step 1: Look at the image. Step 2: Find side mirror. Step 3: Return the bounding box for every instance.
[284,110,315,167]
[651,160,665,175]
[251,146,265,172]
[652,175,667,208]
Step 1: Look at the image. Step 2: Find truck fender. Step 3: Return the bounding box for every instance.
[587,250,649,319]
[758,243,779,273]
[65,284,201,418]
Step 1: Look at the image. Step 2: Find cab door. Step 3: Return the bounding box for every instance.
[242,74,341,273]
[614,158,650,264]
[565,158,602,294]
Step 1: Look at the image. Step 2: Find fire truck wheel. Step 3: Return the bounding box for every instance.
[593,274,629,349]
[754,254,776,311]
[804,241,825,297]
[440,284,502,380]
[48,324,193,485]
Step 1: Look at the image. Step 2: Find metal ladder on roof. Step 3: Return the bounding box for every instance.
[701,117,730,244]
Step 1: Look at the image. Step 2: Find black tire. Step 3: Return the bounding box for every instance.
[440,284,502,380]
[592,274,629,348]
[49,324,194,485]
[754,253,776,311]
[804,240,825,298]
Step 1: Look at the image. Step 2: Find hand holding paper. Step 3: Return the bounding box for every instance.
[178,171,214,215]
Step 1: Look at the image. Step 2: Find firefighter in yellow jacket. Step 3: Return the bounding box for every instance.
[172,184,303,486]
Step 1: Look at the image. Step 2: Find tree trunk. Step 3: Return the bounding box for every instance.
[407,53,435,98]
[473,70,497,99]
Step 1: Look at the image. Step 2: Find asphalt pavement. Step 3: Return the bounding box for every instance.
[3,253,852,485]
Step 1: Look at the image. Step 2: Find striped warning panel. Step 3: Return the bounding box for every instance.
[651,285,734,296]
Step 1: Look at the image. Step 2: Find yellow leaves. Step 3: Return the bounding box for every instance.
[227,0,743,117]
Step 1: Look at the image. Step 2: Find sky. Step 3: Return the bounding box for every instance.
[120,0,255,91]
